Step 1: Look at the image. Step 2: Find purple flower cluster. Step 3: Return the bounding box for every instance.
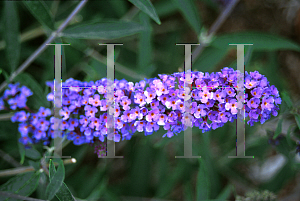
[0,83,32,111]
[11,107,52,146]
[7,67,281,146]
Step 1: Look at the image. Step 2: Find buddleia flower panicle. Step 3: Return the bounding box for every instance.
[2,67,281,147]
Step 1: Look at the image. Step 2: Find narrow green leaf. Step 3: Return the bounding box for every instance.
[273,118,283,139]
[2,69,10,84]
[0,172,40,201]
[281,91,293,109]
[216,185,232,200]
[244,45,254,66]
[211,32,300,52]
[138,13,152,72]
[48,159,56,181]
[14,73,50,109]
[193,46,228,72]
[55,183,76,201]
[102,189,120,201]
[25,148,41,160]
[28,160,40,171]
[18,143,25,164]
[128,140,152,196]
[295,114,300,130]
[4,1,20,72]
[61,21,145,40]
[48,160,75,201]
[128,0,161,24]
[23,1,54,31]
[86,177,108,200]
[172,0,202,34]
[196,159,210,200]
[183,181,194,201]
[154,0,178,18]
[286,124,294,148]
[109,0,127,17]
[46,160,65,200]
[276,138,291,157]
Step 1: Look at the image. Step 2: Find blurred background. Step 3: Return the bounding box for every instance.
[0,0,300,200]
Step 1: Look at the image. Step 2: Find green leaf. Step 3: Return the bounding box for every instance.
[55,183,76,201]
[4,1,20,72]
[48,159,76,201]
[49,159,56,181]
[183,181,194,201]
[86,177,108,200]
[286,124,294,148]
[46,160,65,200]
[14,73,50,109]
[276,138,291,158]
[23,1,54,31]
[109,0,127,17]
[2,69,10,84]
[273,118,283,139]
[138,13,152,72]
[193,46,228,72]
[28,160,40,171]
[18,143,25,165]
[25,148,41,160]
[61,21,146,40]
[244,45,254,66]
[128,0,161,24]
[216,185,232,200]
[295,114,300,130]
[154,0,178,18]
[172,0,202,34]
[281,91,293,109]
[0,172,40,201]
[196,159,210,200]
[211,32,300,52]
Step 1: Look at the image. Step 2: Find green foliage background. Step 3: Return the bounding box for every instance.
[0,0,300,200]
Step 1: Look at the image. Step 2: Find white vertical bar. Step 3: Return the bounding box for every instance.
[99,44,123,158]
[175,44,201,159]
[46,43,70,159]
[228,44,254,159]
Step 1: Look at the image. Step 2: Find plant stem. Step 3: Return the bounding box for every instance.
[0,158,76,177]
[0,166,34,177]
[0,149,22,167]
[121,6,140,21]
[0,113,14,121]
[191,0,240,64]
[0,0,88,93]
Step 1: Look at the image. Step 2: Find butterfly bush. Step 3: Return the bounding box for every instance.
[1,67,281,147]
[0,83,33,111]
